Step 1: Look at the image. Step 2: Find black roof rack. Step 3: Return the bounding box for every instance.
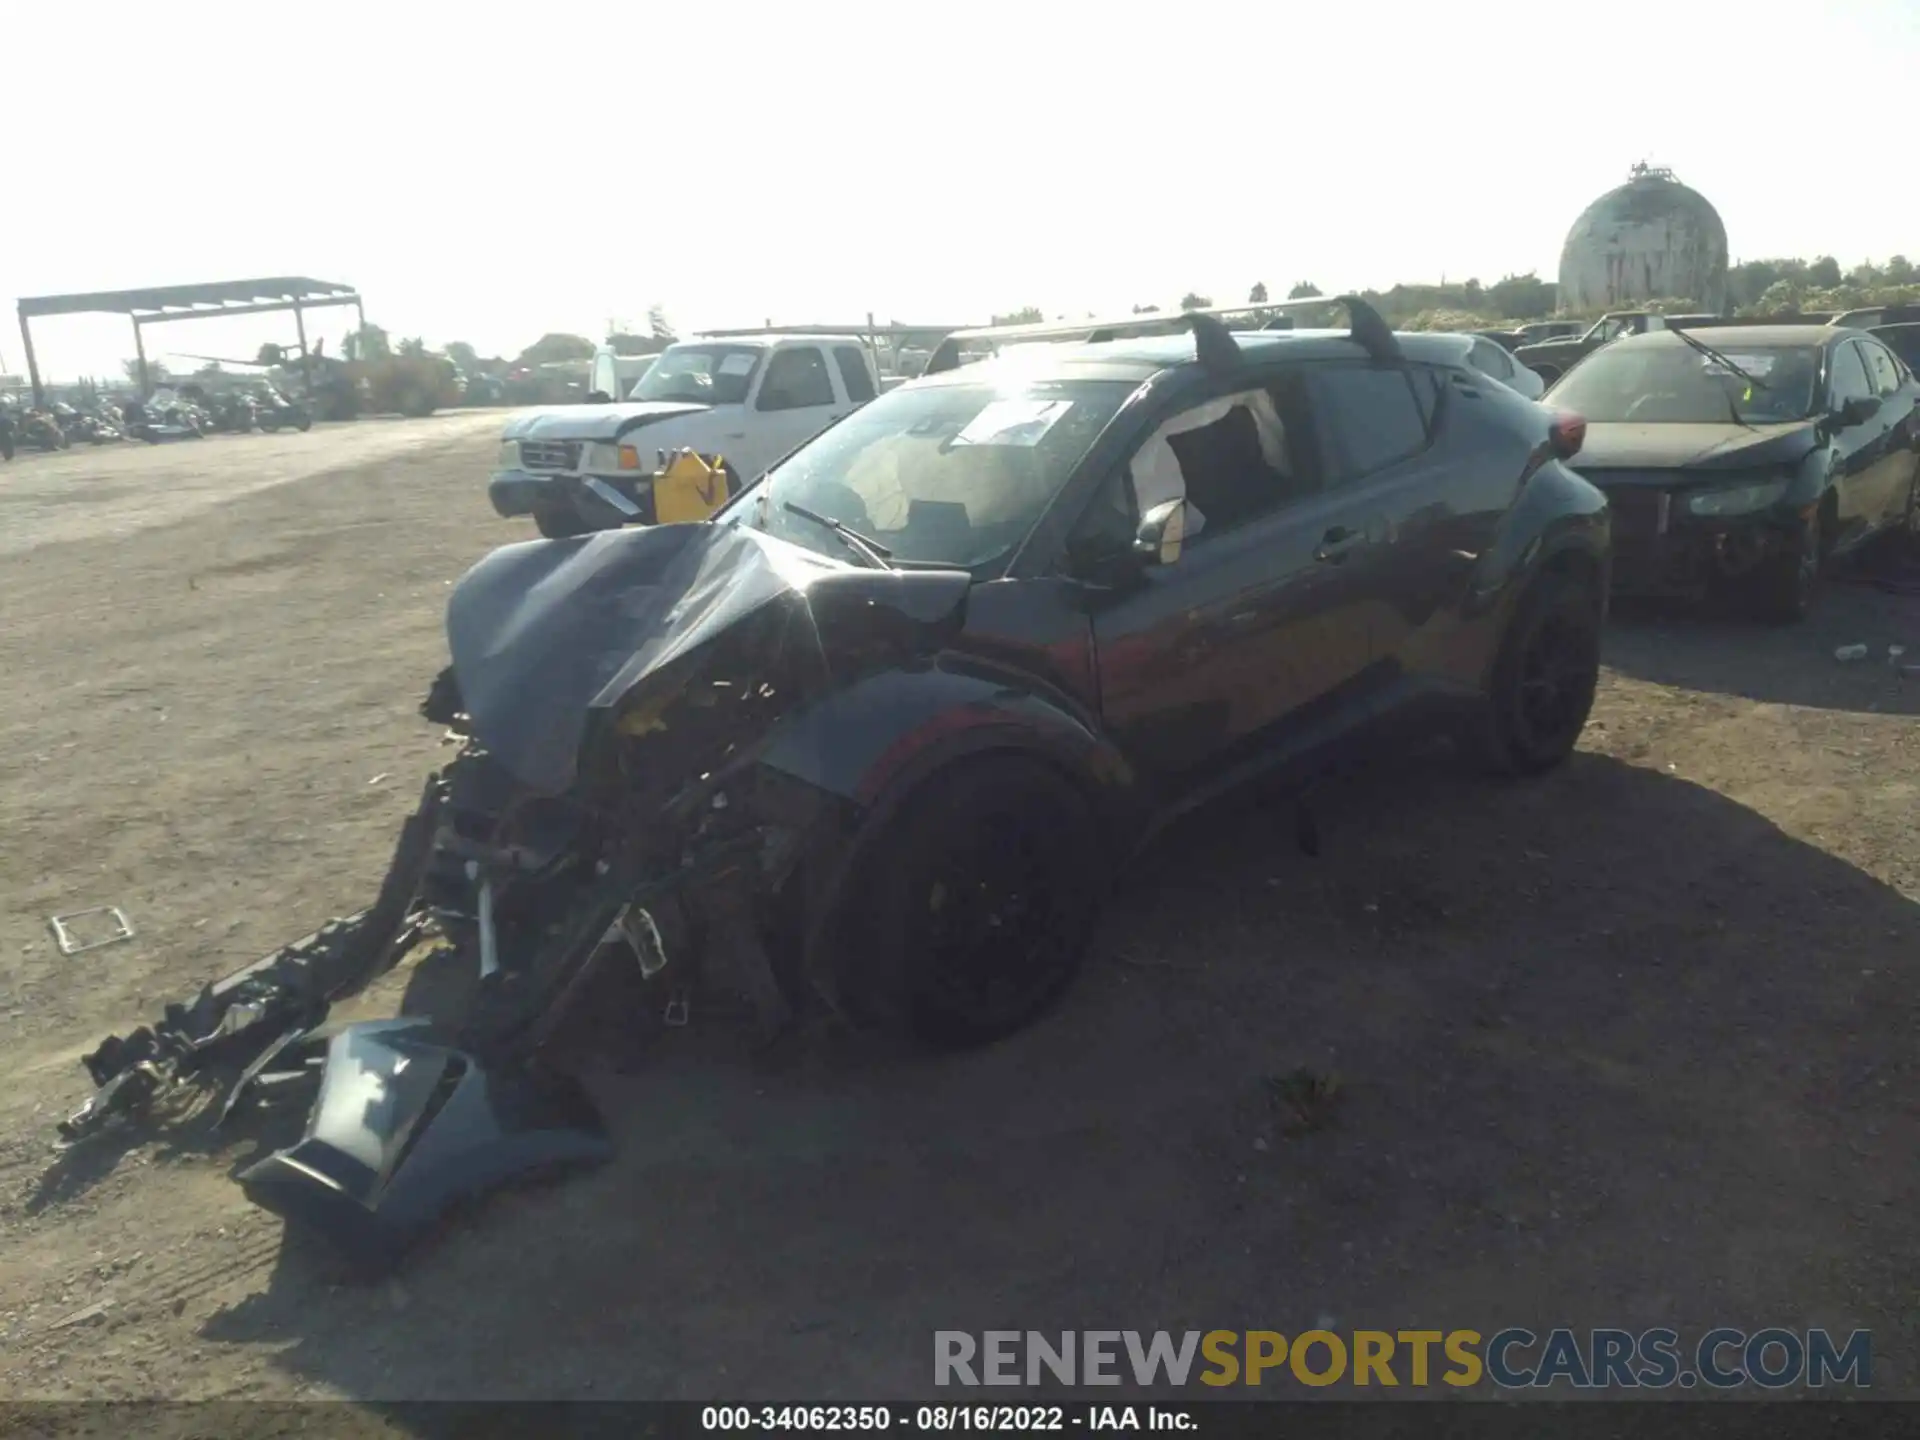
[922,294,1401,375]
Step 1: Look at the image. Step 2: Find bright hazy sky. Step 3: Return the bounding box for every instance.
[5,0,1915,382]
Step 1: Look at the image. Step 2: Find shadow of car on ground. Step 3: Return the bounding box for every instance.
[170,745,1920,1405]
[1605,545,1920,715]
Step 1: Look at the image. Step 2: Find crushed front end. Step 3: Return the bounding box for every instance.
[56,522,968,1268]
[1592,474,1808,598]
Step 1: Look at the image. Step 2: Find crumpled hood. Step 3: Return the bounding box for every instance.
[499,401,714,444]
[444,523,972,796]
[1573,422,1819,477]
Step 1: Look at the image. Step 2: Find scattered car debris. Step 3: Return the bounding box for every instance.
[47,1300,114,1331]
[1266,1068,1344,1135]
[49,908,135,957]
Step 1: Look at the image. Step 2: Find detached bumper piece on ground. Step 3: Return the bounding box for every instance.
[57,774,632,1269]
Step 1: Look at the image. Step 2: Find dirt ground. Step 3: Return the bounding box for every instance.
[0,423,1914,1405]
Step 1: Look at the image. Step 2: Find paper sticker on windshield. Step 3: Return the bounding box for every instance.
[718,353,757,376]
[952,399,1074,448]
[1702,353,1775,375]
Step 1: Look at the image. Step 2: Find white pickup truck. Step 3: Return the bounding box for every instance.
[489,333,881,537]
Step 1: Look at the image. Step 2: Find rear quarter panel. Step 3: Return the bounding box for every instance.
[1425,378,1609,688]
[1385,372,1606,694]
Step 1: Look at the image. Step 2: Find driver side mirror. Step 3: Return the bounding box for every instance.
[1835,394,1881,427]
[1133,498,1187,567]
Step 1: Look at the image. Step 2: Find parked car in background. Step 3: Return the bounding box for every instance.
[1870,322,1920,376]
[1542,326,1920,620]
[1515,310,1726,384]
[491,334,883,537]
[1834,304,1920,330]
[1426,332,1548,399]
[1516,320,1587,346]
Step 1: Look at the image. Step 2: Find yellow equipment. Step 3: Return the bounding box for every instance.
[652,449,735,524]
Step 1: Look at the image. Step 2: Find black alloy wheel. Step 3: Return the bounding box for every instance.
[849,755,1104,1047]
[1751,506,1822,623]
[1474,571,1602,776]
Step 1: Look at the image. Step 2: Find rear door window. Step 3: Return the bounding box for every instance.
[1305,366,1433,487]
[1470,339,1515,381]
[756,347,836,411]
[1859,341,1903,397]
[1828,343,1873,405]
[833,346,877,403]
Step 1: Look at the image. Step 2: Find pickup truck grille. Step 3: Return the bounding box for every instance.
[518,440,581,471]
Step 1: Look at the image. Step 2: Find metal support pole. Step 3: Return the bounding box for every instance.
[132,318,152,399]
[18,310,45,407]
[293,300,313,398]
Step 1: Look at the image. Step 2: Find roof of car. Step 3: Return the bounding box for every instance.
[1616,325,1842,350]
[910,328,1484,387]
[681,333,865,348]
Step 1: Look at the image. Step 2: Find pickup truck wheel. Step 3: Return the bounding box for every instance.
[848,755,1103,1048]
[1747,506,1823,624]
[1472,570,1602,776]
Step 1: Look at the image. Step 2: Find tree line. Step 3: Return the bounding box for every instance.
[989,254,1918,333]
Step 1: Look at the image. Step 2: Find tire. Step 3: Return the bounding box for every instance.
[296,414,312,432]
[1898,456,1920,556]
[842,754,1105,1047]
[1747,505,1823,624]
[534,509,593,539]
[1471,568,1603,776]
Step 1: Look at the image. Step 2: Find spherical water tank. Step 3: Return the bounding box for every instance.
[1557,164,1729,312]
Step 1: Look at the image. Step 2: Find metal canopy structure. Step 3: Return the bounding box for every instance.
[15,276,365,404]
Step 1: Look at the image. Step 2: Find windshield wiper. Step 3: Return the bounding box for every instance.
[1667,326,1764,430]
[781,501,894,569]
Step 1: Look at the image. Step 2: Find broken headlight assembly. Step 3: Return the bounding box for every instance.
[1683,476,1792,518]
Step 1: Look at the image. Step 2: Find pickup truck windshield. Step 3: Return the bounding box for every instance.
[728,378,1136,571]
[631,344,763,405]
[1550,344,1821,424]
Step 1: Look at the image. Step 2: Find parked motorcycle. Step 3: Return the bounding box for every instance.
[119,398,191,444]
[53,402,123,446]
[255,386,313,432]
[211,392,261,434]
[19,408,70,451]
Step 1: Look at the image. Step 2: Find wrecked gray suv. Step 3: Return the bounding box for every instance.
[59,301,1610,1267]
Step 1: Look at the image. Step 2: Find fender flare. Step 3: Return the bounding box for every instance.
[1469,460,1610,624]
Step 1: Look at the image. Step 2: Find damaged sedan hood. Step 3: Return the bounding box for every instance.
[1574,422,1818,475]
[445,522,973,796]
